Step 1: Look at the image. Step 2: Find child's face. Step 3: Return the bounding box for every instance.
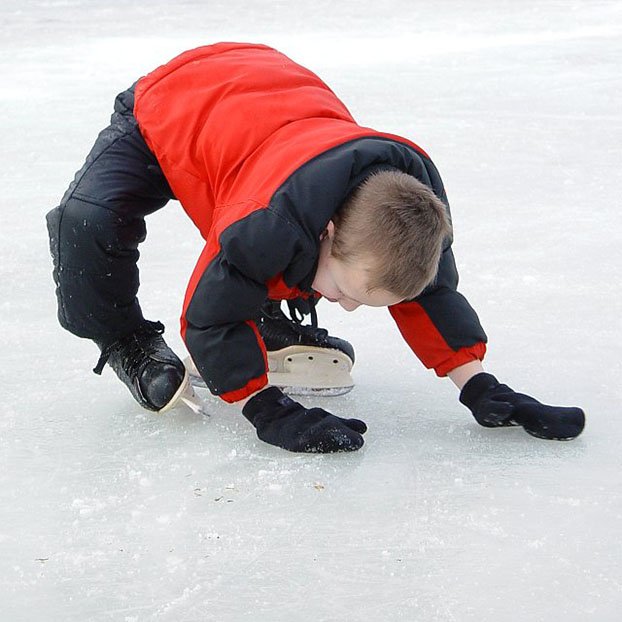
[311,222,403,312]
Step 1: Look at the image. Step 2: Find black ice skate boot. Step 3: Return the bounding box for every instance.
[256,300,355,396]
[93,320,191,412]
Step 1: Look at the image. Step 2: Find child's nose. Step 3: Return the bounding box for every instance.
[339,299,361,312]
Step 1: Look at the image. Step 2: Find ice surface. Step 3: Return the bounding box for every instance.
[1,1,622,620]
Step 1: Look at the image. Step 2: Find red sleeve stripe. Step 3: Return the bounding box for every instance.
[434,342,487,377]
[218,321,270,403]
[220,372,269,404]
[389,302,486,377]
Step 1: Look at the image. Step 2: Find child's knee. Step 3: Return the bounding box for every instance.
[52,198,146,267]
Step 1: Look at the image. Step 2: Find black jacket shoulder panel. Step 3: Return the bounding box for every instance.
[269,137,437,235]
[219,207,315,287]
[267,136,444,290]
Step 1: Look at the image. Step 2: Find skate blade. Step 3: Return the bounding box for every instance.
[267,346,354,395]
[184,347,354,397]
[157,371,210,417]
[276,385,354,397]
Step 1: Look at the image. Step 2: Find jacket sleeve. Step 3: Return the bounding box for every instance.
[182,208,313,402]
[388,243,487,377]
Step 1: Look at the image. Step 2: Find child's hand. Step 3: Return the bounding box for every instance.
[459,373,585,440]
[242,387,367,452]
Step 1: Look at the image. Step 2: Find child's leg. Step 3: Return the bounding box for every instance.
[46,86,186,411]
[46,85,175,346]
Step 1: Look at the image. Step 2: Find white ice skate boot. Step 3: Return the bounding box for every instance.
[186,300,355,397]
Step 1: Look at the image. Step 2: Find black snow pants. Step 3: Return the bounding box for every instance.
[46,86,175,347]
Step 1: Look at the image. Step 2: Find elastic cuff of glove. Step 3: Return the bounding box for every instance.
[459,372,500,410]
[242,386,286,423]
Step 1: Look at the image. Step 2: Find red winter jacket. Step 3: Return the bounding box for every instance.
[134,43,486,402]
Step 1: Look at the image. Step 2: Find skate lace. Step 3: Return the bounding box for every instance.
[93,320,165,376]
[262,298,329,342]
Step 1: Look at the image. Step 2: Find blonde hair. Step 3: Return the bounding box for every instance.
[331,170,452,299]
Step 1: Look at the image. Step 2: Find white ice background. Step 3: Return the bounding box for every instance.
[1,1,622,620]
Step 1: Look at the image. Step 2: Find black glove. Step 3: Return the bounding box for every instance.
[242,387,367,453]
[459,373,585,440]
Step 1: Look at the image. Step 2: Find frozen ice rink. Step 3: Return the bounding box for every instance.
[2,1,621,620]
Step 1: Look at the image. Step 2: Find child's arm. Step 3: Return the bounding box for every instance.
[389,244,488,377]
[447,360,485,389]
[182,209,313,403]
[391,250,585,440]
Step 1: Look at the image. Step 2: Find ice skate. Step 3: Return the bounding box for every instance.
[186,300,355,396]
[93,320,207,415]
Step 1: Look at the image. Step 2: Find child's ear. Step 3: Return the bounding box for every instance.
[320,220,335,241]
[326,220,335,239]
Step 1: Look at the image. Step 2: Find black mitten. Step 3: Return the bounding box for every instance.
[459,373,585,440]
[242,386,367,453]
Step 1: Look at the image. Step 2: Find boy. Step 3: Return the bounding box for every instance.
[46,42,585,453]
